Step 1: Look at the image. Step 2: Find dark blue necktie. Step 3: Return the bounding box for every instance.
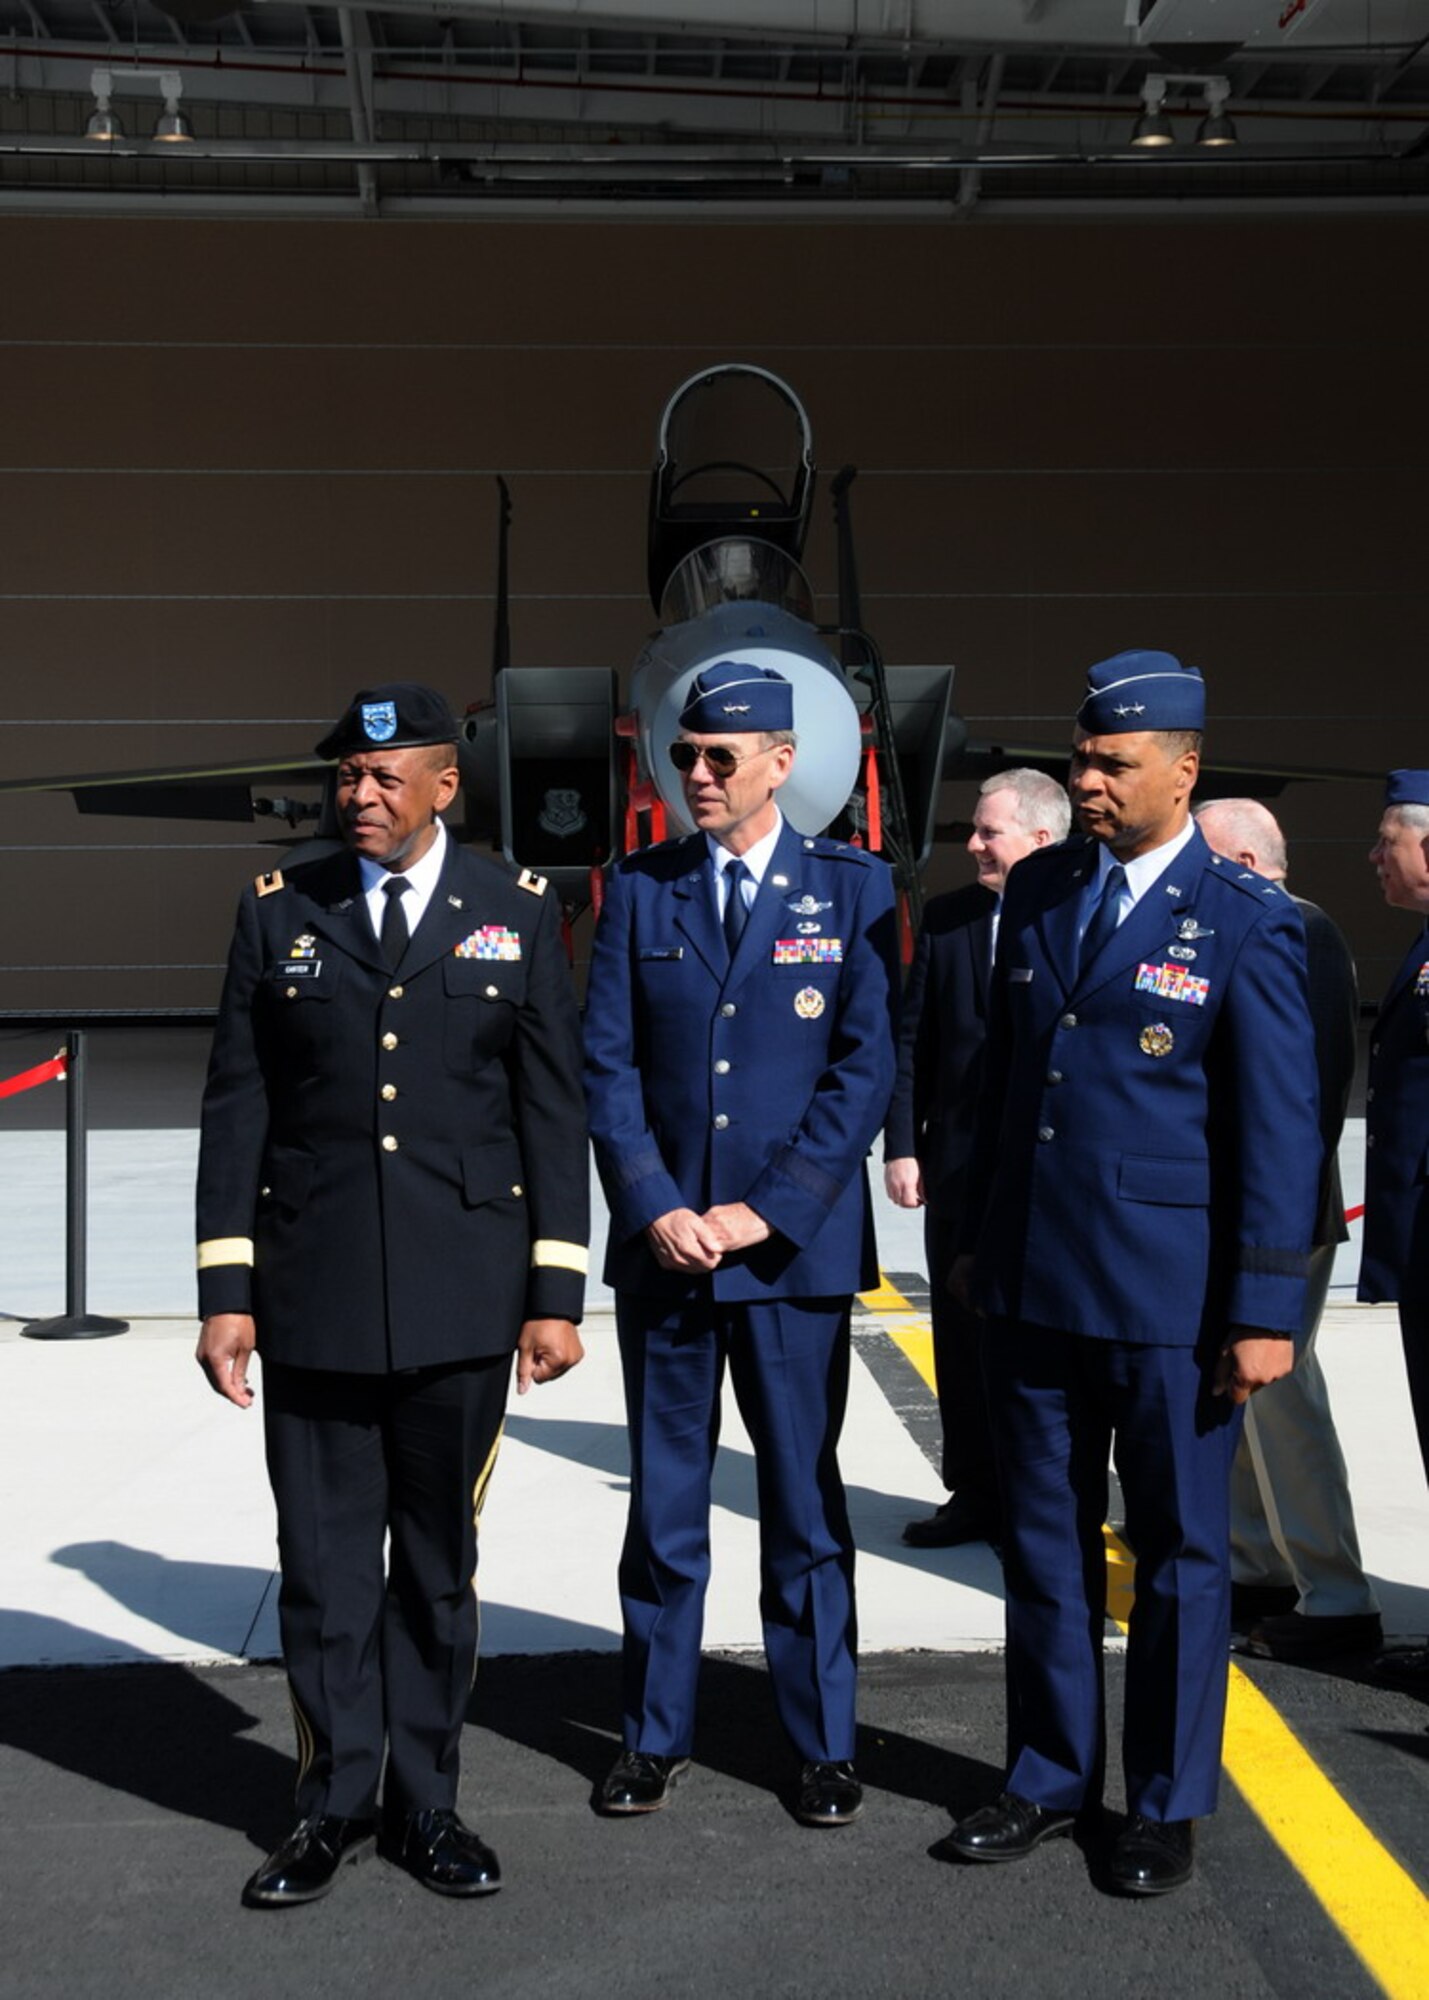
[1078,862,1127,977]
[723,859,749,959]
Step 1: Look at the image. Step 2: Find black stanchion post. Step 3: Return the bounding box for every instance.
[23,1030,129,1341]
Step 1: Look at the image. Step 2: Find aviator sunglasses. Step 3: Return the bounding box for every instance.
[669,739,776,780]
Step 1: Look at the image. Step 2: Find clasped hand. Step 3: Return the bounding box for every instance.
[646,1202,771,1272]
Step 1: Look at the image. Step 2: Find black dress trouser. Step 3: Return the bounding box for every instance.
[262,1353,509,1821]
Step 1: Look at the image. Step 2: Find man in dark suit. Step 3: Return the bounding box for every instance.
[1195,799,1380,1664]
[1359,770,1429,1685]
[886,768,1071,1550]
[584,660,899,1828]
[195,682,589,1907]
[942,651,1320,1896]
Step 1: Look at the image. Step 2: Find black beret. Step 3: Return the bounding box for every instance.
[316,682,459,760]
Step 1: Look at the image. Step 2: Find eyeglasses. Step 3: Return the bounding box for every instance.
[668,739,773,780]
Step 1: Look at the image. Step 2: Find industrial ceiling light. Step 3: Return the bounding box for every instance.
[86,65,194,144]
[1131,72,1237,151]
[152,72,193,143]
[84,69,124,142]
[1130,75,1174,147]
[1195,78,1238,148]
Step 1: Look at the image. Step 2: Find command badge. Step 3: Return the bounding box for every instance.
[1139,1022,1175,1057]
[1416,960,1429,999]
[794,986,825,1020]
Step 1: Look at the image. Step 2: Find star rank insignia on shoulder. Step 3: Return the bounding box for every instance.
[516,867,548,897]
[255,868,285,898]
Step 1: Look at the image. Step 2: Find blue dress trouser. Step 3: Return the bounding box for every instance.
[615,1293,857,1763]
[984,1319,1243,1822]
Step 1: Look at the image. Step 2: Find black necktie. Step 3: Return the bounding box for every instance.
[723,859,749,959]
[380,875,410,972]
[1078,862,1127,977]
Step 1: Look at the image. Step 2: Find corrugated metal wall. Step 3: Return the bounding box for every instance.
[1,211,1424,1014]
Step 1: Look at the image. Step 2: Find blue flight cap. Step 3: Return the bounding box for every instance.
[1076,650,1206,735]
[1385,769,1429,808]
[317,682,460,759]
[678,660,793,735]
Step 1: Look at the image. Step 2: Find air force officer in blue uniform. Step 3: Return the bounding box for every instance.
[943,653,1320,1896]
[1361,770,1429,1688]
[584,661,899,1827]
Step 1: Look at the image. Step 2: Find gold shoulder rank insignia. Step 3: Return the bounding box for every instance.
[517,868,548,897]
[255,869,285,898]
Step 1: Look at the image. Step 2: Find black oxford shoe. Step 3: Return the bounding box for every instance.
[381,1808,501,1896]
[597,1750,691,1814]
[1109,1815,1194,1896]
[796,1761,863,1827]
[241,1814,377,1907]
[1241,1609,1383,1663]
[1370,1644,1429,1687]
[935,1791,1075,1864]
[902,1492,1001,1550]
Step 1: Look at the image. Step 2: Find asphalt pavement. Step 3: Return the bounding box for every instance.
[3,1648,1426,2000]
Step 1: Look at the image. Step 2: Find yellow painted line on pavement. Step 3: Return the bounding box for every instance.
[1222,1666,1429,1998]
[862,1270,1429,1998]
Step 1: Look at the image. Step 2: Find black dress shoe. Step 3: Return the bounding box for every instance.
[242,1814,377,1907]
[1241,1609,1383,1662]
[1230,1581,1298,1630]
[902,1492,1000,1550]
[1109,1815,1194,1896]
[796,1761,863,1827]
[381,1808,501,1896]
[597,1750,691,1814]
[1371,1645,1429,1687]
[935,1791,1075,1863]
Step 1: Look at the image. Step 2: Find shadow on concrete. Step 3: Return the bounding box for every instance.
[50,1542,276,1659]
[503,1411,1005,1594]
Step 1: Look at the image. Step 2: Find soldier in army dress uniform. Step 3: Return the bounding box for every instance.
[195,682,589,1907]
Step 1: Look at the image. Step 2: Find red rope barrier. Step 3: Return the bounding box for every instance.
[0,1051,67,1101]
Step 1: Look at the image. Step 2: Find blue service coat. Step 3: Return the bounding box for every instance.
[584,821,900,1300]
[1359,924,1429,1306]
[968,828,1320,1344]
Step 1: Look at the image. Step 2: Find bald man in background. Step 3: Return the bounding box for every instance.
[1194,799,1380,1664]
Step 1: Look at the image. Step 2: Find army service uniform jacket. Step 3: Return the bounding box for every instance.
[1359,923,1429,1307]
[584,822,900,1302]
[967,828,1320,1346]
[196,838,589,1373]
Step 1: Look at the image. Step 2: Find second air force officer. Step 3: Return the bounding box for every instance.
[942,651,1320,1896]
